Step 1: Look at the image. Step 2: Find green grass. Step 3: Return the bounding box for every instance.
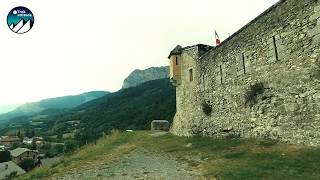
[18,131,320,180]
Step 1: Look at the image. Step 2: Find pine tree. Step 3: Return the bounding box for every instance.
[25,129,30,138]
[17,130,23,140]
[31,129,35,138]
[31,139,37,150]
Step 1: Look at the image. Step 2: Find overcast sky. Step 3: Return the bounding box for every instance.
[0,0,279,106]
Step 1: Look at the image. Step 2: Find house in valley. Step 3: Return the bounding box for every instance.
[10,148,38,165]
[0,136,21,148]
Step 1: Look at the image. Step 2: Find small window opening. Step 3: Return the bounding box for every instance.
[175,57,178,65]
[219,65,223,84]
[189,69,193,82]
[242,53,246,74]
[272,36,279,61]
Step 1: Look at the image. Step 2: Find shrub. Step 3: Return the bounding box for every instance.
[65,140,77,153]
[5,171,17,179]
[202,101,213,115]
[245,82,265,107]
[0,150,11,163]
[225,133,240,139]
[19,158,35,171]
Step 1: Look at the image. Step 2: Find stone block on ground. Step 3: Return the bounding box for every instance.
[151,120,170,131]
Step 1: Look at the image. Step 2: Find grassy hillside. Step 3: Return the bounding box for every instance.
[20,131,320,179]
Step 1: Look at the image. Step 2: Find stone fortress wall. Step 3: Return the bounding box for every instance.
[170,0,320,145]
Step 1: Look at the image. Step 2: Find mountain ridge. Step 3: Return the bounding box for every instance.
[122,66,169,89]
[0,91,109,122]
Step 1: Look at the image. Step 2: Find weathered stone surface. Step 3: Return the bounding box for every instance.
[122,66,169,89]
[170,0,320,146]
[151,120,170,131]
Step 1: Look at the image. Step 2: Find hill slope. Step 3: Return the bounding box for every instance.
[0,104,19,114]
[0,91,109,122]
[122,66,169,89]
[52,78,176,144]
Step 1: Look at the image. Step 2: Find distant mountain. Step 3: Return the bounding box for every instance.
[122,66,169,89]
[0,91,109,122]
[0,104,20,114]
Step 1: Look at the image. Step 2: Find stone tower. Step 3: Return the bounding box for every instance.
[168,0,320,146]
[168,44,212,136]
[168,45,183,86]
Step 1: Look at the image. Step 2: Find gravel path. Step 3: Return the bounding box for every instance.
[57,150,197,180]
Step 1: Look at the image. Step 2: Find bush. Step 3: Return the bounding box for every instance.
[55,144,64,154]
[5,171,17,179]
[202,101,212,115]
[65,140,77,153]
[19,158,35,171]
[225,133,240,139]
[0,150,11,163]
[245,82,265,107]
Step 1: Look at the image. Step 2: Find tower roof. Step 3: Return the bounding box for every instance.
[168,44,213,59]
[168,45,183,58]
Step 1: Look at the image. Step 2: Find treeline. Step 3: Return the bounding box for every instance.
[54,79,176,146]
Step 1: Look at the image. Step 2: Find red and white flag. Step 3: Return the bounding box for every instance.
[215,30,221,46]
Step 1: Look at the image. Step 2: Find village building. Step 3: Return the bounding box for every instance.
[23,136,44,146]
[34,137,44,146]
[0,136,21,148]
[22,137,33,145]
[10,148,38,165]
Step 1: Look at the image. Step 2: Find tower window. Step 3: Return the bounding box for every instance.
[242,52,246,74]
[189,69,193,82]
[219,65,223,84]
[175,57,178,65]
[272,36,279,61]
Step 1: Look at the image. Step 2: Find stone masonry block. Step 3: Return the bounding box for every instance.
[315,5,320,13]
[308,25,320,37]
[151,120,170,131]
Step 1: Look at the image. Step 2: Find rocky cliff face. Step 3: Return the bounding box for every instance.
[122,66,169,89]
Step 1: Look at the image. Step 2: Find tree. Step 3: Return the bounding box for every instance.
[54,144,64,154]
[0,150,11,163]
[11,142,19,150]
[17,130,23,140]
[57,133,63,140]
[5,171,17,179]
[31,139,37,150]
[41,143,52,151]
[25,128,35,138]
[65,140,77,153]
[31,129,35,138]
[25,129,30,138]
[18,158,35,171]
